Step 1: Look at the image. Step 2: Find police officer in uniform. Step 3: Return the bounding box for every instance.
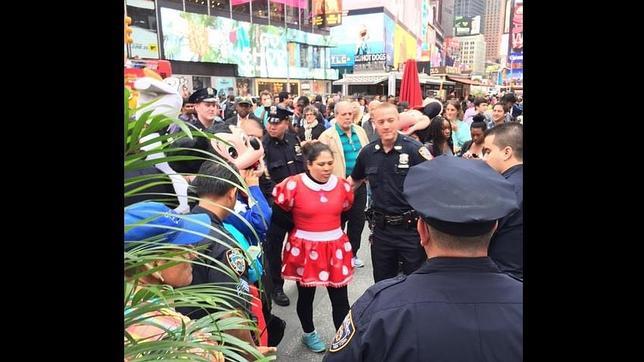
[261,105,305,306]
[324,156,522,362]
[348,102,433,283]
[178,161,281,355]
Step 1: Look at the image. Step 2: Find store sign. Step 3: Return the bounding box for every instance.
[353,53,387,72]
[430,66,460,75]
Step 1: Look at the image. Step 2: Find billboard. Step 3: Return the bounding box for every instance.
[329,13,387,67]
[509,0,523,54]
[313,0,343,27]
[126,0,159,59]
[394,24,418,69]
[161,8,336,79]
[454,15,481,36]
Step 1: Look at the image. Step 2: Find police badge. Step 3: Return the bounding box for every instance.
[226,248,247,276]
[419,147,433,160]
[398,153,410,168]
[329,311,356,352]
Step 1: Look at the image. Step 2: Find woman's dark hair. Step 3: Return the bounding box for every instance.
[428,116,454,156]
[301,141,333,163]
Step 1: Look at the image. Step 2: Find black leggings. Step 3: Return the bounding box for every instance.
[296,284,350,333]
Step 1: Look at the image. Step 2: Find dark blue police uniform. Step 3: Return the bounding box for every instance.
[489,164,523,281]
[178,205,251,320]
[350,134,432,282]
[260,106,305,305]
[325,156,522,362]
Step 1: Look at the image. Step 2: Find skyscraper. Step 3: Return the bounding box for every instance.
[442,0,455,37]
[484,0,505,62]
[454,0,486,32]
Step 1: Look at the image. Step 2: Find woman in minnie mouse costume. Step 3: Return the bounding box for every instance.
[271,142,354,353]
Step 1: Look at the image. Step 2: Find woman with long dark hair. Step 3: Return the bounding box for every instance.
[427,116,454,157]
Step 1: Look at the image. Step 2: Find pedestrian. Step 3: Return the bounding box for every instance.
[318,101,370,268]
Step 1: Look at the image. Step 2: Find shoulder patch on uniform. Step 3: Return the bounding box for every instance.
[329,311,356,352]
[419,146,432,160]
[226,248,246,276]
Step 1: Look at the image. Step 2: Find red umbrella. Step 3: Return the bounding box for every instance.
[399,59,423,109]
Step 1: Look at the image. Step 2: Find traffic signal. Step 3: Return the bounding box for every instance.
[125,16,133,44]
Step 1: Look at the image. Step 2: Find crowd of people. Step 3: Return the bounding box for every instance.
[125,83,524,361]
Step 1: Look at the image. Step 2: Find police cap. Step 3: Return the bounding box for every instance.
[189,87,219,104]
[403,156,519,236]
[266,105,293,124]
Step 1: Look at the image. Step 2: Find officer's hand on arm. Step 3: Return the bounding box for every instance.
[347,176,364,192]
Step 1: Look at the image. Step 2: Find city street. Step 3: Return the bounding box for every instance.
[273,224,373,361]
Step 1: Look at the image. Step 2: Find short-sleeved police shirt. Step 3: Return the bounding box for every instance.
[323,257,523,362]
[351,134,430,214]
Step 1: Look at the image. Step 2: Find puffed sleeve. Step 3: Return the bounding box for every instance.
[341,178,354,212]
[272,175,298,212]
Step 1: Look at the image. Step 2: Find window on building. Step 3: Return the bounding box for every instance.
[192,76,212,91]
[232,0,250,21]
[252,0,268,20]
[285,2,299,27]
[301,2,312,31]
[158,0,183,11]
[270,0,284,26]
[300,44,310,68]
[209,0,230,17]
[186,0,209,15]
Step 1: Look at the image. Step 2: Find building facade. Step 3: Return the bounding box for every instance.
[457,34,485,75]
[125,0,340,97]
[484,0,504,62]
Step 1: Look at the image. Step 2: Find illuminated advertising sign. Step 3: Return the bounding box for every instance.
[330,13,387,67]
[394,24,418,68]
[161,8,336,79]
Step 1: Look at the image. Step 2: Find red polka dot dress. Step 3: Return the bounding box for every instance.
[273,173,355,287]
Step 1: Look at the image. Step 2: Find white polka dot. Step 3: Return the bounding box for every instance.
[344,242,352,252]
[277,193,285,204]
[342,266,349,276]
[343,201,349,209]
[330,258,335,266]
[289,198,295,208]
[291,247,300,257]
[309,250,319,260]
[335,249,343,259]
[272,188,278,197]
[320,195,328,203]
[285,242,291,251]
[287,180,297,190]
[344,182,351,192]
[319,271,329,281]
[296,267,304,276]
[281,265,286,272]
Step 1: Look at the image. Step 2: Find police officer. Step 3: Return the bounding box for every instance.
[168,87,223,133]
[324,156,522,362]
[261,105,305,306]
[177,161,280,356]
[348,102,433,283]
